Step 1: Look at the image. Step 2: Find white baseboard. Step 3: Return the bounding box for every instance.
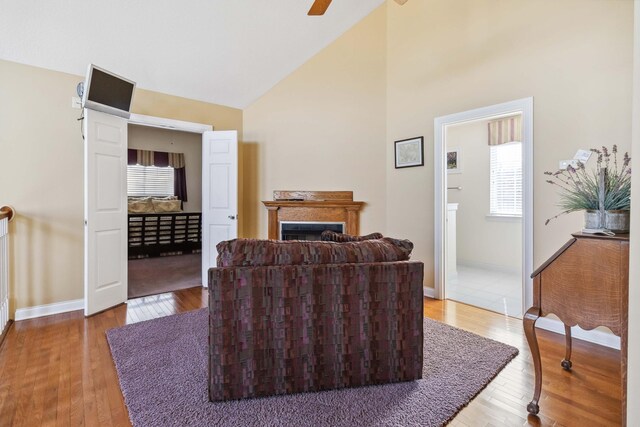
[423,287,436,298]
[536,317,621,350]
[14,299,84,321]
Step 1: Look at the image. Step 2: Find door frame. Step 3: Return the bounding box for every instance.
[433,97,534,313]
[84,112,212,312]
[129,114,212,134]
[127,114,213,293]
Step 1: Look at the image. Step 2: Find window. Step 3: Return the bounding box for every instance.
[127,165,174,197]
[489,142,522,216]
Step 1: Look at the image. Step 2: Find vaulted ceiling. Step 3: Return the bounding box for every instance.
[0,0,385,109]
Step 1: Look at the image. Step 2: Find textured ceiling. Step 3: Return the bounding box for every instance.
[0,0,385,109]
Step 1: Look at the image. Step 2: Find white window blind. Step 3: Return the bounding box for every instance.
[490,142,522,216]
[127,165,175,197]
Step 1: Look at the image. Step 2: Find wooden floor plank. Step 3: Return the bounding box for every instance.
[424,299,622,427]
[0,290,622,426]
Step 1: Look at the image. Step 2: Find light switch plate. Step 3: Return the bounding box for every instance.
[71,97,82,109]
[559,159,579,170]
[574,149,592,164]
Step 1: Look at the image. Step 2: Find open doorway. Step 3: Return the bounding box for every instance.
[434,98,533,319]
[445,115,523,317]
[83,110,236,316]
[126,125,203,299]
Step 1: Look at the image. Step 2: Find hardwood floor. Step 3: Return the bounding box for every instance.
[425,300,621,427]
[0,289,621,426]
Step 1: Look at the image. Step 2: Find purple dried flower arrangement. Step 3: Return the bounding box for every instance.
[545,145,631,225]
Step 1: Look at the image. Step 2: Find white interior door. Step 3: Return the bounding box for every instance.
[84,109,128,316]
[202,130,238,287]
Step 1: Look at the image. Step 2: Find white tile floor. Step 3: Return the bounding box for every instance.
[446,264,523,318]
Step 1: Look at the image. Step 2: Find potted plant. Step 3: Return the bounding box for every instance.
[545,145,631,233]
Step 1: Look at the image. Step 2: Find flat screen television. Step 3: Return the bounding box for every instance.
[82,64,136,119]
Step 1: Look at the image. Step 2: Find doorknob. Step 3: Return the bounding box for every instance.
[228,215,237,220]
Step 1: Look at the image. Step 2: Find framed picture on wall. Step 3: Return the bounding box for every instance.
[394,137,424,168]
[447,148,461,173]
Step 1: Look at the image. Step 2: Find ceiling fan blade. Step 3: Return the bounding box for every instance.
[394,0,408,5]
[308,0,332,15]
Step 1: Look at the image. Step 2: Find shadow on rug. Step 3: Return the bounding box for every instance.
[107,309,518,427]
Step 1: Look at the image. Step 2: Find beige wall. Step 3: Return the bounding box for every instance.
[242,6,388,239]
[447,119,522,271]
[243,0,633,290]
[128,126,202,212]
[386,0,633,288]
[0,59,242,314]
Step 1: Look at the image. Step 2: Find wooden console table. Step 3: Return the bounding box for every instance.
[262,191,364,240]
[524,232,629,423]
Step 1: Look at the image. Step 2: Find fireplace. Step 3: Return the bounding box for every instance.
[263,191,364,240]
[280,221,345,241]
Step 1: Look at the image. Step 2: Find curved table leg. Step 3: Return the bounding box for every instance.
[561,324,573,371]
[524,306,542,415]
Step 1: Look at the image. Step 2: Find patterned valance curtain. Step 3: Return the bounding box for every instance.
[127,149,185,168]
[127,149,188,201]
[488,115,522,146]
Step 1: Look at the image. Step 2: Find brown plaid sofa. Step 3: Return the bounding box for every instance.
[208,237,424,402]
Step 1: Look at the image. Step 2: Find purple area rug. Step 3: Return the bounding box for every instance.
[106,309,518,427]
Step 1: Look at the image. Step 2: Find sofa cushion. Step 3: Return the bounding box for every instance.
[216,237,413,267]
[320,230,384,242]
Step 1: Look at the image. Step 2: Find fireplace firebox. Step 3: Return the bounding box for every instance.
[280,221,344,241]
